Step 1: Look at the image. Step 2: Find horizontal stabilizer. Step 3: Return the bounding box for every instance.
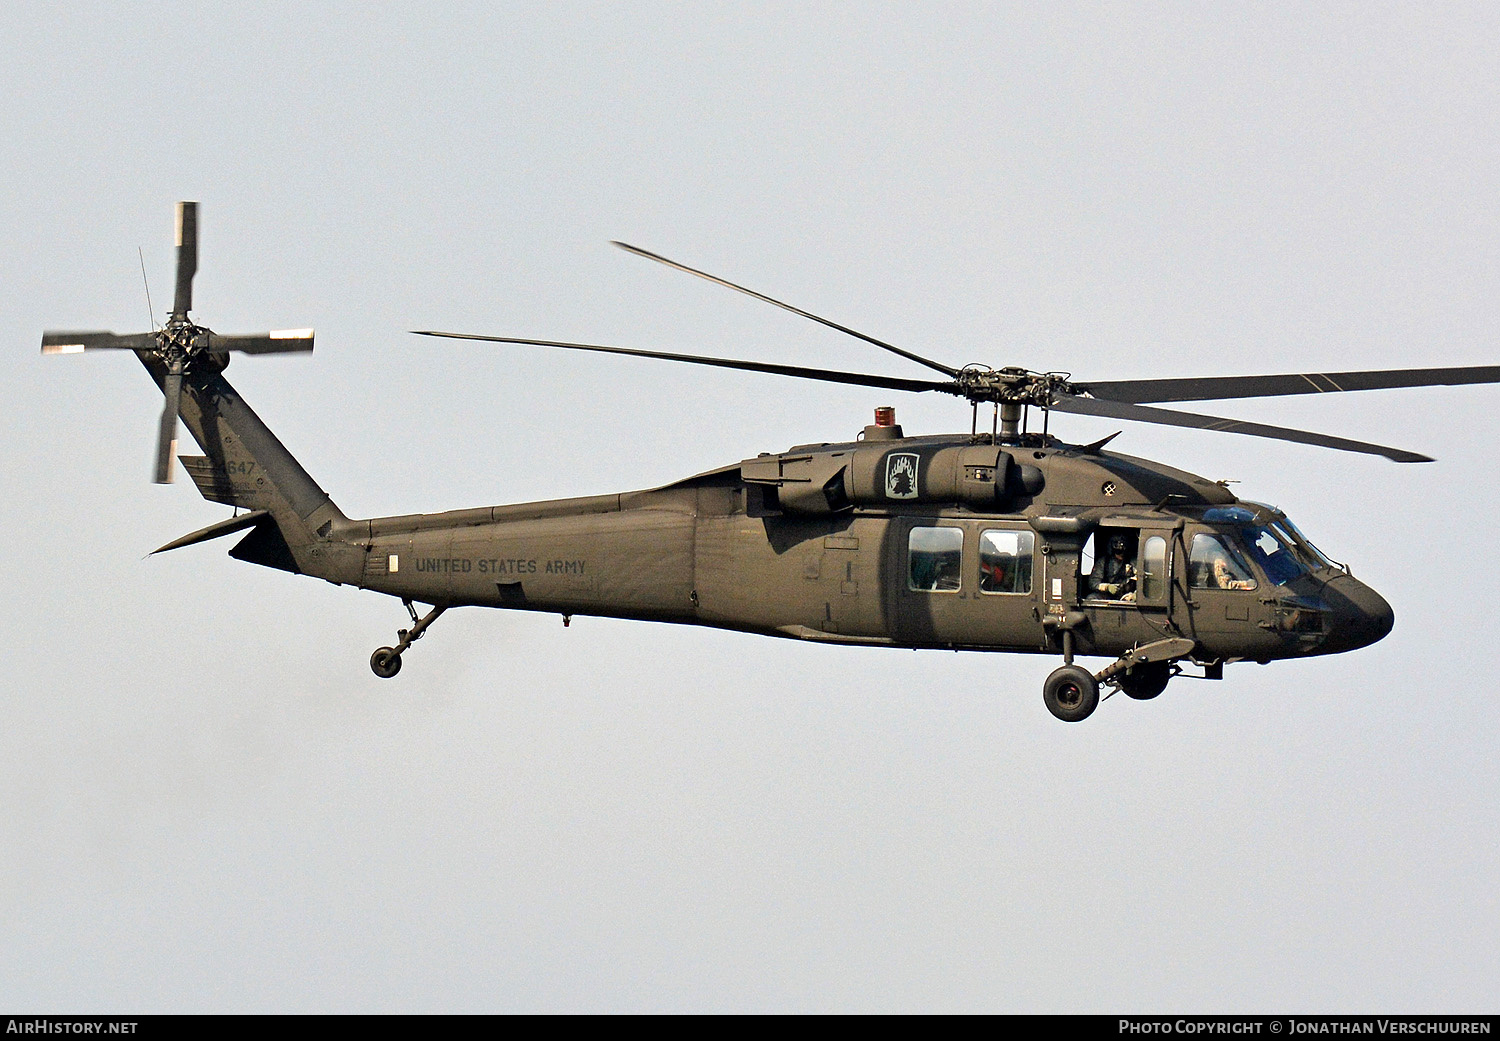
[151,510,270,555]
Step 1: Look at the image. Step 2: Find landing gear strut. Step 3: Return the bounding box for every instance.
[370,599,447,679]
[1093,637,1195,704]
[1041,635,1197,721]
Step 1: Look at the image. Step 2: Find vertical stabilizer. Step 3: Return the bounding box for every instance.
[144,353,361,583]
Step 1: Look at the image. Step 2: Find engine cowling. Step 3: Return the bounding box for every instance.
[741,442,1044,515]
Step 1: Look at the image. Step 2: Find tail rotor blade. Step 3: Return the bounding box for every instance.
[42,330,157,354]
[206,328,315,354]
[173,201,198,317]
[154,368,183,484]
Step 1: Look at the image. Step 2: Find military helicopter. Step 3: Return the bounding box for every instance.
[43,203,1500,721]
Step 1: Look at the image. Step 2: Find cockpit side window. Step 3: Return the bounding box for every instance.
[1189,533,1258,591]
[908,526,963,592]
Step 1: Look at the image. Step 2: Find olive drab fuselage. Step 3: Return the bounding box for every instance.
[307,424,1391,669]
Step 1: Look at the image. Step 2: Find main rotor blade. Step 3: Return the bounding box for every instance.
[206,329,315,354]
[1082,365,1500,404]
[411,330,960,396]
[154,368,183,484]
[42,330,157,354]
[173,201,198,317]
[1051,393,1432,463]
[611,241,961,379]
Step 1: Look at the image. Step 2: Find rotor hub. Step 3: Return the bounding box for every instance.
[156,319,220,373]
[954,366,1076,407]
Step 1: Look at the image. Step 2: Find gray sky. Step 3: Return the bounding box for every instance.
[3,2,1498,1013]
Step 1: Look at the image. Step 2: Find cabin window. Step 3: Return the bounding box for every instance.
[979,529,1034,595]
[908,526,963,592]
[1189,533,1258,590]
[1140,536,1167,600]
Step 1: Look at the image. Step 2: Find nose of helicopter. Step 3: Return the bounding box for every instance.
[1318,574,1395,654]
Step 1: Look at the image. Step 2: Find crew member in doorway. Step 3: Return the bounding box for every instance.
[1092,534,1137,601]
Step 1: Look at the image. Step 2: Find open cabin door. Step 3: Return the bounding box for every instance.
[1076,519,1182,655]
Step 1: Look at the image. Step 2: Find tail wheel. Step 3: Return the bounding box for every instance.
[370,647,402,679]
[1043,665,1099,722]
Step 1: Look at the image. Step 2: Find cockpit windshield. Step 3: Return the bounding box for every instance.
[1239,523,1308,585]
[1200,505,1331,586]
[1268,514,1340,571]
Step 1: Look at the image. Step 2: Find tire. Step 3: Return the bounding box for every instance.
[370,647,403,679]
[1043,665,1099,722]
[1118,661,1171,701]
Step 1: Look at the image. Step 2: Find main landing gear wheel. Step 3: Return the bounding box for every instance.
[370,647,402,679]
[1117,661,1172,700]
[1043,665,1099,723]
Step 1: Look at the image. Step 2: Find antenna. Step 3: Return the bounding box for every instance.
[138,247,156,331]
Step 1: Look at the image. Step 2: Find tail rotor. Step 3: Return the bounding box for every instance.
[41,201,315,483]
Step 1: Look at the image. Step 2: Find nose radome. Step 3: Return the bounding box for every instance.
[1320,575,1395,654]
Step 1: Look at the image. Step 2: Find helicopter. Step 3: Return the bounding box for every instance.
[42,203,1500,721]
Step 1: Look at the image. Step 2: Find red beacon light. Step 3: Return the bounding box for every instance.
[864,405,903,441]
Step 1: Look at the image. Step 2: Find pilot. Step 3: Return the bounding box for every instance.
[1092,534,1136,600]
[1209,548,1255,590]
